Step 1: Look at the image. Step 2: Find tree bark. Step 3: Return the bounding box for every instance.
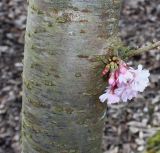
[22,0,122,153]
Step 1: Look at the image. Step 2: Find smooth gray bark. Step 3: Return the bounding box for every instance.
[22,0,122,153]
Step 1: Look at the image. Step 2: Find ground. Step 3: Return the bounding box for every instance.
[0,0,159,153]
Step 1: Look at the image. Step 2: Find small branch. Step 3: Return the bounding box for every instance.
[126,41,160,58]
[91,41,160,63]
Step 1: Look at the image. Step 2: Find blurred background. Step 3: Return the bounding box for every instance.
[0,0,159,153]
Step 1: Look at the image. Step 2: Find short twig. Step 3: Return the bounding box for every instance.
[126,41,160,58]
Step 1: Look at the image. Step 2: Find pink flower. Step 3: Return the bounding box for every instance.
[115,84,138,102]
[99,88,120,104]
[130,65,150,92]
[118,70,133,84]
[99,62,150,104]
[118,61,133,84]
[108,61,133,86]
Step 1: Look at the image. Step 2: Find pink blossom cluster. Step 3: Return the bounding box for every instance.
[99,61,150,104]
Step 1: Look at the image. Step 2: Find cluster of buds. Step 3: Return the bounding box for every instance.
[102,56,120,76]
[99,56,150,104]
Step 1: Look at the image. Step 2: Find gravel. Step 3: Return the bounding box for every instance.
[103,0,160,152]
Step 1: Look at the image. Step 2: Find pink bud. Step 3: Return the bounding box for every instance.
[115,70,119,79]
[102,66,109,76]
[108,73,115,86]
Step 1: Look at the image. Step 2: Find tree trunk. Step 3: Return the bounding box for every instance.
[22,0,122,153]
